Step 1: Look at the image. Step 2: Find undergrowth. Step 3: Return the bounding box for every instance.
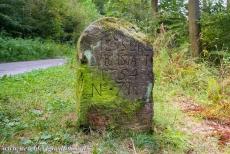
[154,32,229,112]
[0,36,74,62]
[0,60,189,153]
[152,32,230,153]
[0,32,229,153]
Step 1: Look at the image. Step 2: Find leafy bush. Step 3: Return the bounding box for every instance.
[0,0,99,43]
[159,0,188,45]
[0,36,74,62]
[201,12,230,59]
[207,78,222,103]
[105,0,159,36]
[60,0,99,43]
[104,0,187,46]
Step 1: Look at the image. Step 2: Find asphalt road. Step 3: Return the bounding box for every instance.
[0,59,66,77]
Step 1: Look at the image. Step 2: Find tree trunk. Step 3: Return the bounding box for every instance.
[151,0,158,17]
[202,0,208,11]
[228,0,230,10]
[189,0,201,57]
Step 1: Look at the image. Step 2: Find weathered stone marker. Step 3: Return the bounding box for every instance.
[77,17,154,131]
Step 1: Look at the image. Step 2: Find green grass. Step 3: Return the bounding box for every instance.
[0,36,75,62]
[1,44,228,153]
[0,59,189,153]
[0,64,76,146]
[153,44,229,153]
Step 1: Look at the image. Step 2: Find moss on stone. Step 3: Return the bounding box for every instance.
[76,17,152,57]
[76,64,143,129]
[98,17,151,45]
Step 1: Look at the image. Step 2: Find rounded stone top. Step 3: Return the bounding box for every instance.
[77,17,152,61]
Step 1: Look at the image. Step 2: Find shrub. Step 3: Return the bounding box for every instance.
[104,0,187,46]
[201,11,230,62]
[0,0,99,43]
[0,36,74,62]
[105,0,159,36]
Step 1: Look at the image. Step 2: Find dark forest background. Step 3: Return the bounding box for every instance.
[0,0,229,62]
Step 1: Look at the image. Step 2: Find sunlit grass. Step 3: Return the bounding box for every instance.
[0,43,229,152]
[0,61,189,153]
[0,64,76,146]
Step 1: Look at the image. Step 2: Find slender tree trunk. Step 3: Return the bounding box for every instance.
[203,0,208,11]
[228,0,230,10]
[151,0,158,17]
[189,0,201,57]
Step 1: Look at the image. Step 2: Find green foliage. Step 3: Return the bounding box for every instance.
[202,0,226,14]
[160,0,185,13]
[105,0,159,35]
[200,1,230,63]
[0,111,27,141]
[155,44,216,102]
[0,36,74,62]
[0,63,181,152]
[105,0,187,45]
[104,0,228,56]
[0,0,229,152]
[133,133,159,150]
[207,78,222,103]
[1,48,223,152]
[0,0,31,35]
[92,0,109,15]
[152,41,227,152]
[159,0,188,45]
[201,11,230,62]
[0,0,99,43]
[61,0,99,43]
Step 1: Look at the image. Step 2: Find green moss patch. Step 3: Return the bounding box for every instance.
[76,65,143,129]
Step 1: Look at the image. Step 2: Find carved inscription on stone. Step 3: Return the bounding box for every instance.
[79,29,153,102]
[77,17,154,131]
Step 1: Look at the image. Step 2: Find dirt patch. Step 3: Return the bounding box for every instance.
[174,96,230,150]
[206,120,230,146]
[177,97,205,114]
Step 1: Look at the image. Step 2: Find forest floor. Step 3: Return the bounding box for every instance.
[174,96,230,154]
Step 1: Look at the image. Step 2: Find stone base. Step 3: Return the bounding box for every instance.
[86,103,153,132]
